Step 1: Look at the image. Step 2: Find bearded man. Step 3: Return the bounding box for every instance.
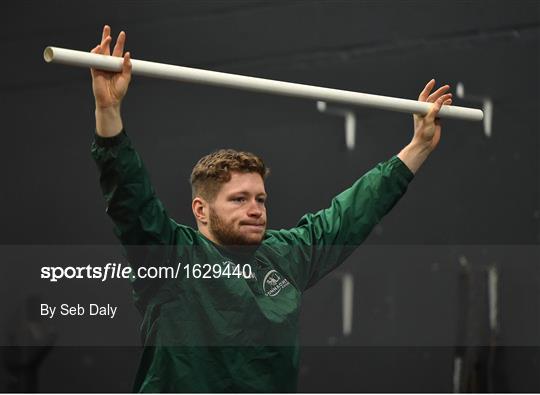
[90,26,452,392]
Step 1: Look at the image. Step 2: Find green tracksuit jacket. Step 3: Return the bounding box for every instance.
[91,130,414,392]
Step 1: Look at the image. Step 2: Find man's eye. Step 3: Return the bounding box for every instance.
[257,198,266,204]
[232,197,245,202]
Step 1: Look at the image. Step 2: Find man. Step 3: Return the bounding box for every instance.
[90,25,452,392]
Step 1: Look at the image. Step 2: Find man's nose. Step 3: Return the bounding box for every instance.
[246,200,263,217]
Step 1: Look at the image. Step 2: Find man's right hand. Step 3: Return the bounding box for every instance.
[91,25,132,137]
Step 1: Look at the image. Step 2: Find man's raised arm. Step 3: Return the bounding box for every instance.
[267,80,453,290]
[89,26,175,255]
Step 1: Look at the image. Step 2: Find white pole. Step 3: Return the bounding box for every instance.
[44,46,483,122]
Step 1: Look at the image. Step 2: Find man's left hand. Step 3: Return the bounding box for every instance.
[413,79,453,152]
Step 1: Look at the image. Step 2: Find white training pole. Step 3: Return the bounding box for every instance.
[44,46,483,122]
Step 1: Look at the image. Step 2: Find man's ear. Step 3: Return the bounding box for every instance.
[192,197,209,225]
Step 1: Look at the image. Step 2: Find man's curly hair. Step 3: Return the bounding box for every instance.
[190,149,270,201]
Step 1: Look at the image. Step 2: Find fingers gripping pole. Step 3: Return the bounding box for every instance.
[44,46,483,122]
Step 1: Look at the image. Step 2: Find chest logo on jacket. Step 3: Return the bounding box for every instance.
[263,270,290,297]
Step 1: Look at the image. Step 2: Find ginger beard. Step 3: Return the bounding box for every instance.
[208,205,266,246]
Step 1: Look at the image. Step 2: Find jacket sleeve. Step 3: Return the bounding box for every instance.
[267,155,414,291]
[91,130,176,271]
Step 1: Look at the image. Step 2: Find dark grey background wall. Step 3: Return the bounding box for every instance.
[0,0,538,392]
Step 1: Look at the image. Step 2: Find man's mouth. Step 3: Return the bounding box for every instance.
[240,223,265,230]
